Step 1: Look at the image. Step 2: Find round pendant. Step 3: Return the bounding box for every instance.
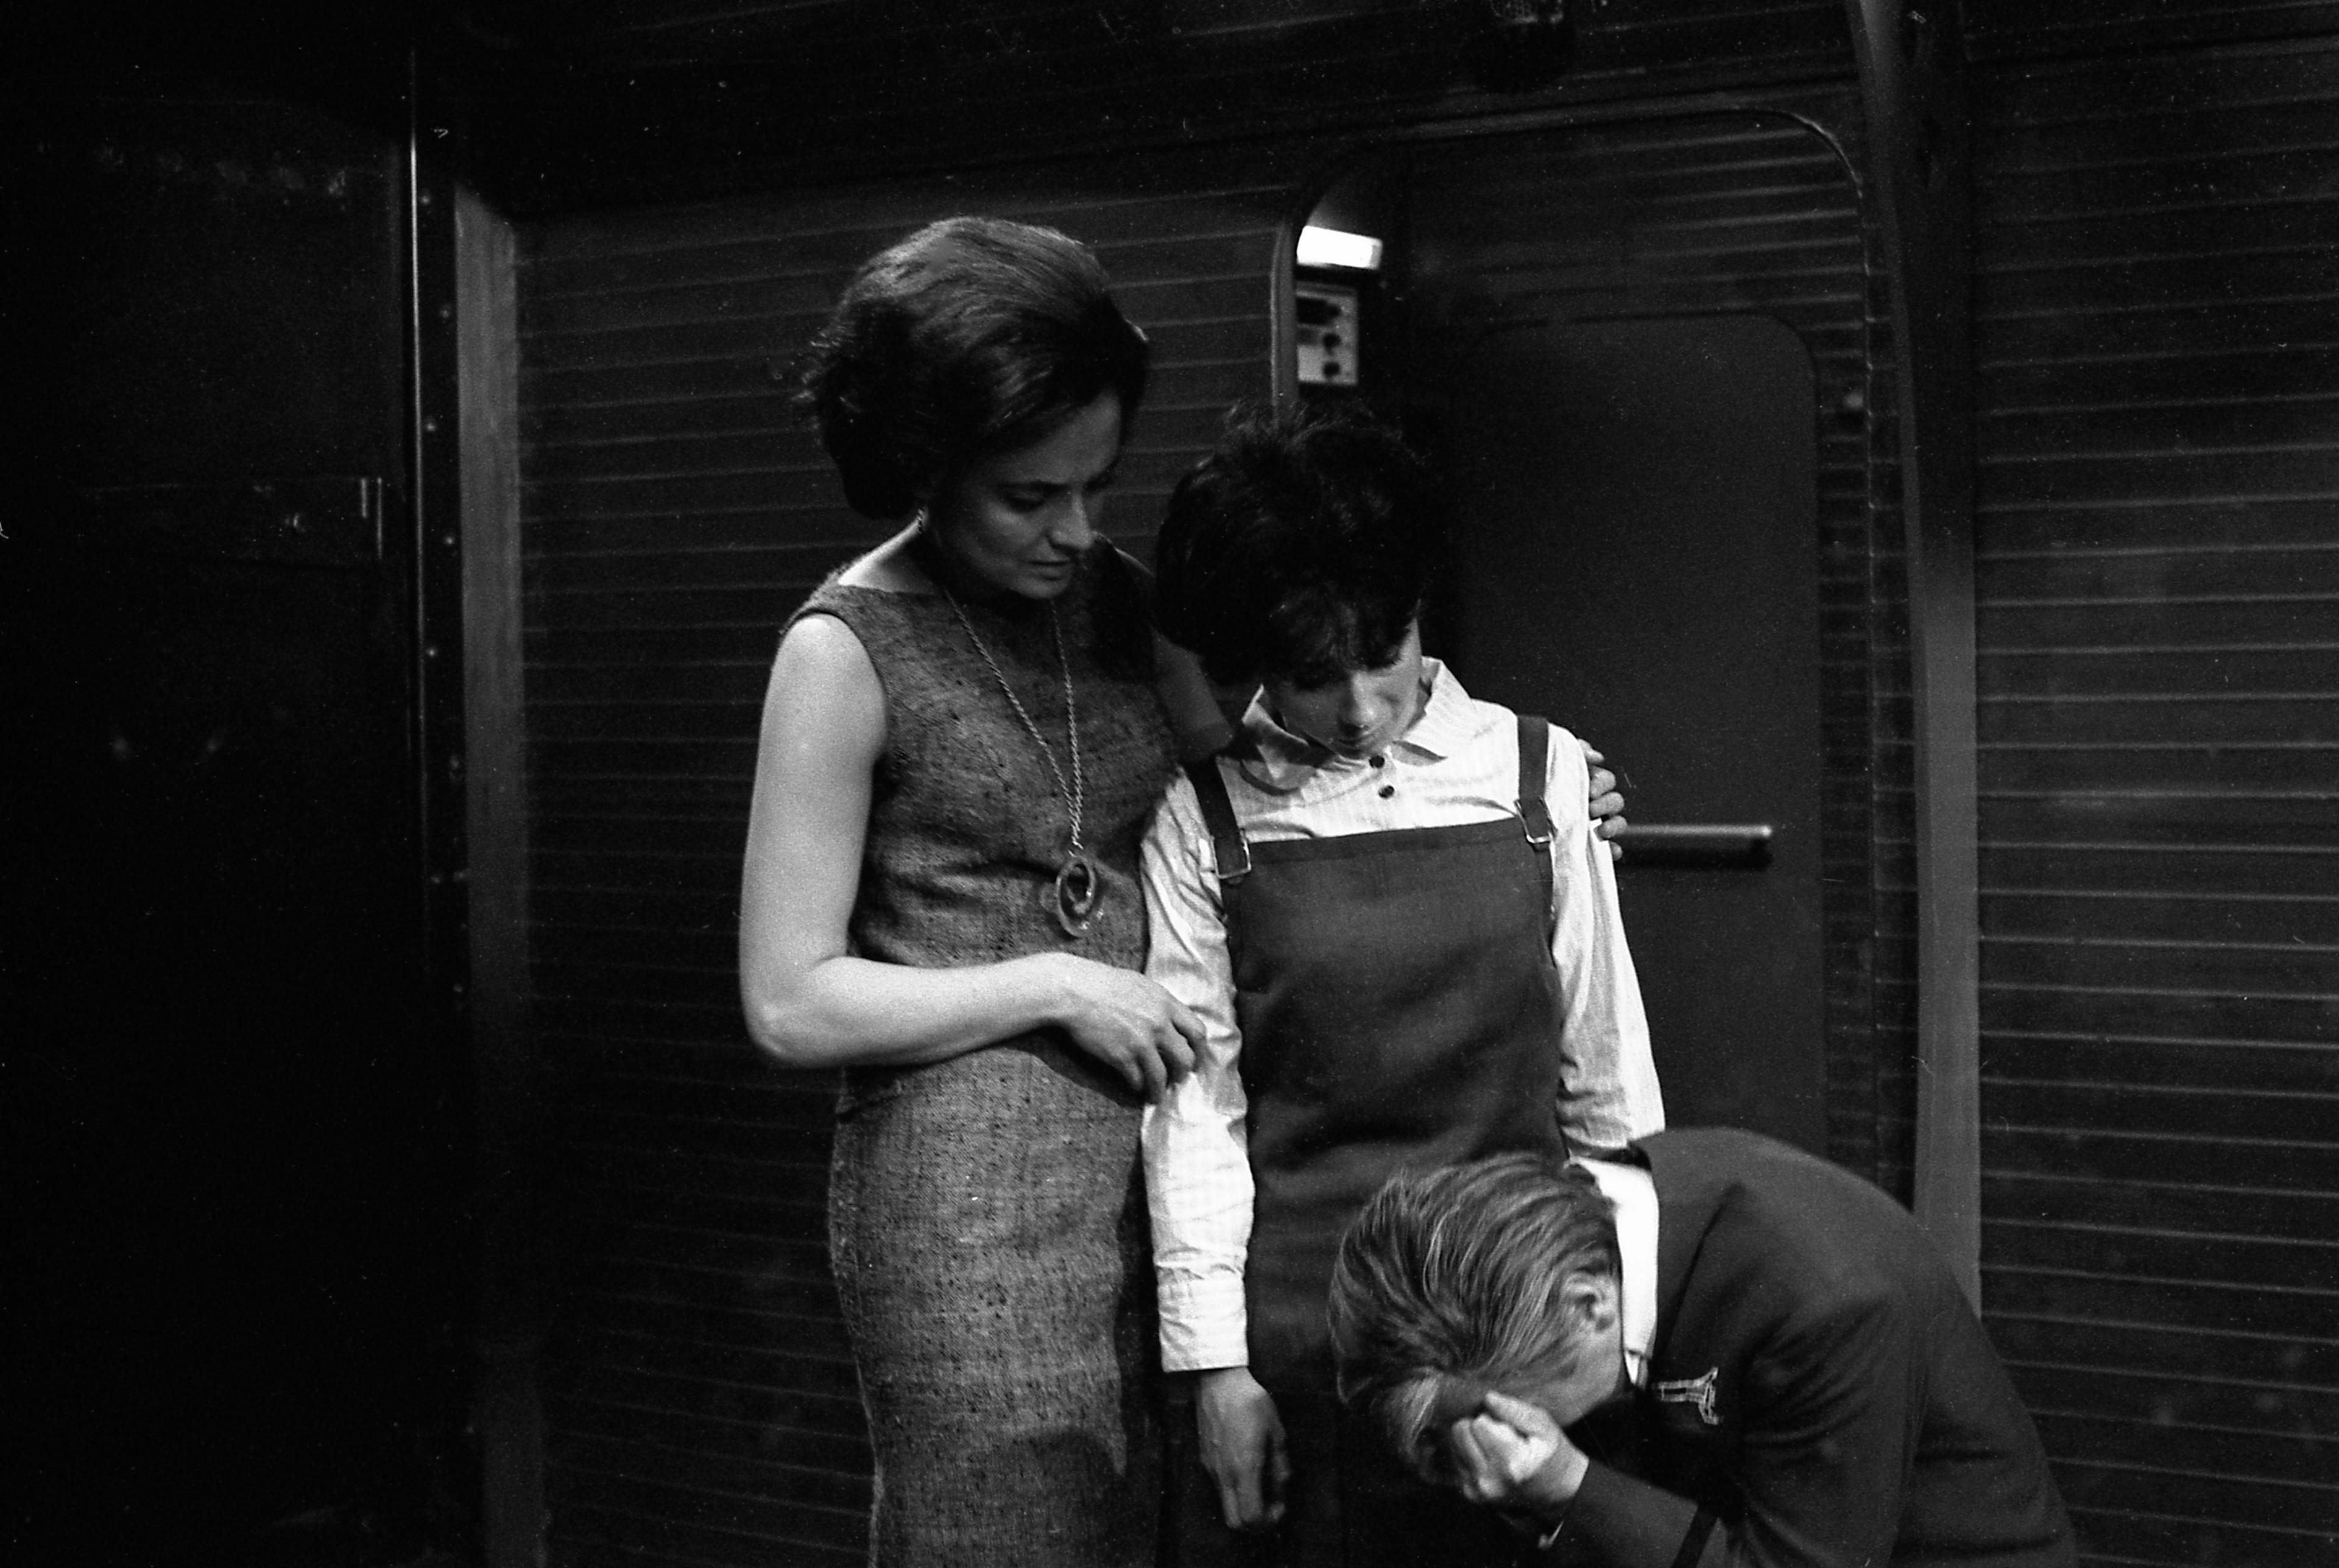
[1054,851,1102,938]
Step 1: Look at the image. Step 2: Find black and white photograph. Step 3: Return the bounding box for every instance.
[7,3,2335,1565]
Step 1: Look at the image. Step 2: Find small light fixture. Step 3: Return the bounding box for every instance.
[1296,225,1384,272]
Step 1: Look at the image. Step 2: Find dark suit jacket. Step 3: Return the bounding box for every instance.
[1541,1129,2074,1568]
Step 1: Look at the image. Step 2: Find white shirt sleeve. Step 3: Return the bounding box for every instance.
[1545,726,1667,1150]
[1138,770,1255,1373]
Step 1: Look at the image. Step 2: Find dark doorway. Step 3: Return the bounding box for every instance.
[4,79,462,1563]
[1427,315,1827,1153]
[7,529,439,1561]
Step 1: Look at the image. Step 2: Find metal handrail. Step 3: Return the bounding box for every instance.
[1613,823,1774,868]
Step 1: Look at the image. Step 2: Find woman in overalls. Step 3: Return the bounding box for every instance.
[1140,406,1666,1566]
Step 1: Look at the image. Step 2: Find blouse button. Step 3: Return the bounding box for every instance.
[1370,754,1386,768]
[1378,784,1395,800]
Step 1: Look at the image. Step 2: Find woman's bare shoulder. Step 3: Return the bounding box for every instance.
[833,525,928,592]
[779,602,882,676]
[769,612,887,759]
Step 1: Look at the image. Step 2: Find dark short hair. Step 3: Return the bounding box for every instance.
[1153,404,1447,688]
[799,217,1151,519]
[1329,1154,1620,1478]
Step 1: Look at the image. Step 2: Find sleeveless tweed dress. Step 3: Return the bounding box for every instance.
[792,543,1177,1567]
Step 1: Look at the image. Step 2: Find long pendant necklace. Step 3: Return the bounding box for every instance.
[939,590,1102,938]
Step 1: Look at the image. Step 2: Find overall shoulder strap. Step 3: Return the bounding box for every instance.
[1516,715,1557,940]
[1515,715,1555,847]
[1184,758,1252,882]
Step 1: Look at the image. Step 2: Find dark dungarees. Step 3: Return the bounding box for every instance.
[1170,716,1572,1568]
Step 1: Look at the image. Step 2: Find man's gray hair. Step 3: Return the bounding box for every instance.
[1327,1153,1621,1477]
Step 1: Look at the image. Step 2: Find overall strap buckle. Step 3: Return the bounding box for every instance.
[1515,714,1555,848]
[1185,758,1252,882]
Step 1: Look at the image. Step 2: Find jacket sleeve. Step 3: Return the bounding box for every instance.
[1537,1290,1922,1567]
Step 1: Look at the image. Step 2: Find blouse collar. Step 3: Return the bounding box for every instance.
[1235,657,1478,793]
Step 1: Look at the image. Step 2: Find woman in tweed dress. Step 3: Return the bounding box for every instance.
[739,218,1210,1565]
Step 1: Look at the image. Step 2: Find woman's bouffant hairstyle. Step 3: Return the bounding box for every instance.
[1328,1154,1621,1482]
[1152,403,1447,688]
[798,217,1151,520]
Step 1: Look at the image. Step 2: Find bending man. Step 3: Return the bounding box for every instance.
[1329,1130,2075,1567]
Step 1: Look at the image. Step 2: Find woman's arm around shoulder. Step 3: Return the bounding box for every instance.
[738,612,1201,1096]
[1111,544,1238,761]
[1154,631,1241,763]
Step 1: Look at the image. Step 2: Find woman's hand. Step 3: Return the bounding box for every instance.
[1028,951,1202,1100]
[1195,1366,1291,1531]
[1579,740,1628,860]
[1442,1389,1589,1519]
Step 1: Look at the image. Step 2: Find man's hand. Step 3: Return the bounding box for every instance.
[1196,1366,1291,1530]
[1443,1389,1590,1519]
[1581,741,1628,860]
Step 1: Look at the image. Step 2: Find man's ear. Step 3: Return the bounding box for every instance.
[1557,1272,1620,1337]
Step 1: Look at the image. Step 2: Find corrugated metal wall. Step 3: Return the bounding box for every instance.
[1967,24,2339,1568]
[515,163,1300,1566]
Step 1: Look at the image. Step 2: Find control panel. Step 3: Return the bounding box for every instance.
[1294,281,1360,388]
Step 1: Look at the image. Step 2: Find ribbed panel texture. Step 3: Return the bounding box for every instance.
[472,1,1855,210]
[1970,32,2339,1568]
[516,177,1286,1565]
[1970,0,2339,61]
